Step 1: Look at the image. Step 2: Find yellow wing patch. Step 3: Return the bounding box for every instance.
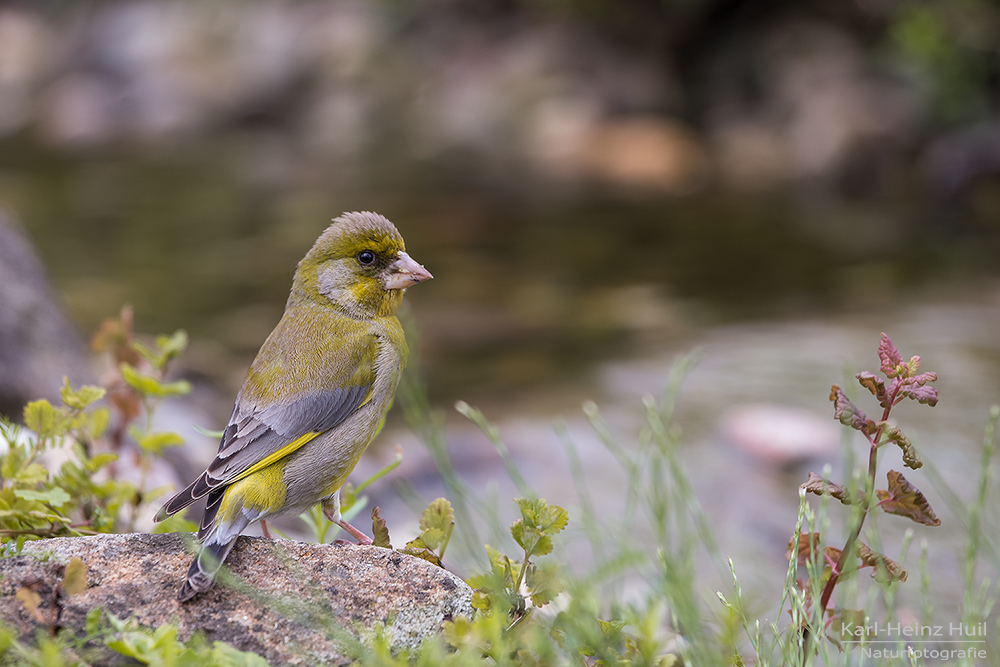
[222,464,288,518]
[358,387,375,409]
[228,430,322,485]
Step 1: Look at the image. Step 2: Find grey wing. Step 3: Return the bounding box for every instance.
[155,384,370,520]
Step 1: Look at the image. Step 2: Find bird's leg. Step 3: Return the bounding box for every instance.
[260,519,272,539]
[321,491,373,546]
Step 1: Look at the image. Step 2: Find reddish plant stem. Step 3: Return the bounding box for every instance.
[818,387,899,612]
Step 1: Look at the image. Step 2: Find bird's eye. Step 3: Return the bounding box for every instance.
[357,250,376,265]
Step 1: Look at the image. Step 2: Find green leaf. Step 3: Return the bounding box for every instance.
[0,624,15,653]
[86,407,111,440]
[338,482,357,514]
[19,463,50,485]
[14,488,71,508]
[62,557,88,595]
[511,520,553,557]
[413,497,454,557]
[60,377,106,410]
[470,590,491,611]
[131,341,159,366]
[105,639,137,659]
[132,330,188,370]
[514,497,568,538]
[399,546,443,567]
[85,607,102,636]
[404,535,429,550]
[510,518,527,550]
[467,545,520,592]
[120,363,191,398]
[16,588,42,622]
[419,528,446,551]
[131,429,185,455]
[23,400,59,439]
[419,498,455,536]
[85,452,119,474]
[156,330,188,363]
[442,615,476,648]
[119,363,158,395]
[524,561,563,607]
[210,641,272,667]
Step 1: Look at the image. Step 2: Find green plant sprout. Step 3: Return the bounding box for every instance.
[0,306,198,553]
[1,383,121,547]
[91,306,194,531]
[370,496,457,567]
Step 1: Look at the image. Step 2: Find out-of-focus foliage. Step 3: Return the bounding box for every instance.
[0,308,195,550]
[889,0,1000,123]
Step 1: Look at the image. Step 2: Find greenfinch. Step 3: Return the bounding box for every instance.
[155,212,432,601]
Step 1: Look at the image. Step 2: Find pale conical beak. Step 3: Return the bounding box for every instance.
[382,251,433,290]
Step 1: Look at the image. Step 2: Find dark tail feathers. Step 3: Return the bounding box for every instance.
[177,538,237,602]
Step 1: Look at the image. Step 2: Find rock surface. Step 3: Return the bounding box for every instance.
[0,533,473,665]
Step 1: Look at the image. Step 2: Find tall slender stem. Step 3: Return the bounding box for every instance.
[818,389,897,612]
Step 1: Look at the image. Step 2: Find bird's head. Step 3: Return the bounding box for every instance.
[293,212,432,318]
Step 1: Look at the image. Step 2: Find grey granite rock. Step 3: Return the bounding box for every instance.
[0,533,473,665]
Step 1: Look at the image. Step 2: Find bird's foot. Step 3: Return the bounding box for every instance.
[337,519,373,546]
[260,520,273,539]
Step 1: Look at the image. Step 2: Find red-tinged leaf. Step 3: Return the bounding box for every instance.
[819,546,842,586]
[875,470,940,526]
[878,333,903,378]
[820,546,860,583]
[830,385,873,433]
[371,507,392,549]
[787,532,821,566]
[856,541,908,584]
[878,423,923,469]
[856,372,890,409]
[801,472,859,505]
[898,384,938,407]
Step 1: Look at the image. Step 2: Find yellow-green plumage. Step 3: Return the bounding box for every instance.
[155,212,431,601]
